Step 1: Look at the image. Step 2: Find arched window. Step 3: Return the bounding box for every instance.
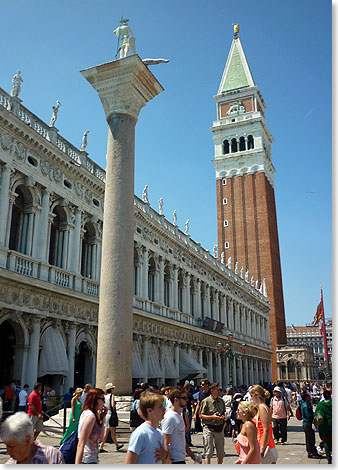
[81,222,97,279]
[231,138,238,153]
[9,188,25,252]
[239,136,246,151]
[223,140,230,154]
[178,271,184,312]
[247,135,254,150]
[49,206,68,268]
[148,257,156,302]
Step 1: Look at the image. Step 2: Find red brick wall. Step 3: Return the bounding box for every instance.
[216,172,287,381]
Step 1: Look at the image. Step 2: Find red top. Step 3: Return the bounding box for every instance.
[27,390,42,416]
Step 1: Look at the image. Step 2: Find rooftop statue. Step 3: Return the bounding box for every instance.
[142,185,148,203]
[158,197,163,215]
[10,70,23,98]
[114,17,135,59]
[213,244,218,258]
[221,252,225,264]
[173,210,177,226]
[234,23,239,33]
[185,219,189,235]
[49,100,61,127]
[80,130,90,151]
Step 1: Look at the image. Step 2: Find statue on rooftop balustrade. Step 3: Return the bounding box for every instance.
[173,210,177,226]
[158,198,163,215]
[114,17,135,59]
[142,185,149,203]
[10,70,23,98]
[185,219,189,235]
[49,100,61,127]
[80,130,90,151]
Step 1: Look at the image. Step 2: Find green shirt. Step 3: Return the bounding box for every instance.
[199,395,225,426]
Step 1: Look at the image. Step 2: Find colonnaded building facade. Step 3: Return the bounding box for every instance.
[0,75,272,394]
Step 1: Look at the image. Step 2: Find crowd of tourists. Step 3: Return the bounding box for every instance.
[0,379,332,464]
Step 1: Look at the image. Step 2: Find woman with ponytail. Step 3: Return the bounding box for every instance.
[249,385,277,464]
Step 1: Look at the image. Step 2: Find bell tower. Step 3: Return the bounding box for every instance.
[211,25,286,380]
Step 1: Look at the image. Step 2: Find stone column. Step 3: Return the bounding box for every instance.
[25,316,41,389]
[243,357,249,387]
[232,357,237,387]
[185,272,191,314]
[141,247,148,299]
[225,356,230,386]
[175,344,180,380]
[81,56,163,394]
[64,322,76,391]
[196,279,201,316]
[216,353,222,384]
[158,257,165,305]
[0,164,12,247]
[172,265,178,310]
[215,292,220,322]
[69,208,82,274]
[141,337,149,382]
[33,189,50,261]
[208,350,213,381]
[239,359,243,386]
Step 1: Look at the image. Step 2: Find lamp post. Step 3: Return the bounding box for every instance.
[217,333,246,385]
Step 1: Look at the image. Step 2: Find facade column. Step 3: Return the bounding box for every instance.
[175,343,180,381]
[33,189,50,261]
[199,348,204,376]
[208,350,213,381]
[69,208,82,274]
[185,272,191,314]
[172,265,178,310]
[243,357,249,387]
[205,285,210,318]
[141,337,149,382]
[216,353,222,384]
[239,359,243,386]
[232,356,237,387]
[229,299,234,330]
[159,341,165,386]
[225,356,230,386]
[64,322,76,391]
[196,279,201,316]
[25,210,36,256]
[158,257,165,305]
[215,292,220,322]
[0,164,11,246]
[141,247,149,299]
[25,316,41,389]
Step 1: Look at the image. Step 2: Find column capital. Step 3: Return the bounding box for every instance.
[80,55,164,122]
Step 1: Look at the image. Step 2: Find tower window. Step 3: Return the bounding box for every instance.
[223,140,230,154]
[224,220,228,227]
[222,178,227,185]
[247,135,254,150]
[223,198,228,205]
[231,138,238,153]
[239,136,246,151]
[224,242,229,249]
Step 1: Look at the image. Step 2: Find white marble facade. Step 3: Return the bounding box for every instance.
[0,85,272,393]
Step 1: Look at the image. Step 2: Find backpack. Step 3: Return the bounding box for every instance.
[295,405,302,421]
[59,430,78,464]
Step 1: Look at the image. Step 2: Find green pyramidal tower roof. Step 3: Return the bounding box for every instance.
[218,28,255,94]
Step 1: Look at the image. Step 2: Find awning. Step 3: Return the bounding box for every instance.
[163,345,178,379]
[148,342,163,378]
[38,327,69,377]
[179,349,207,379]
[132,341,145,378]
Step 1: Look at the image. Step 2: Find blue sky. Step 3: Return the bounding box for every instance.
[0,0,332,326]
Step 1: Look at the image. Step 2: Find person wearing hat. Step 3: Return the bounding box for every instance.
[99,383,123,453]
[270,386,290,445]
[60,388,83,445]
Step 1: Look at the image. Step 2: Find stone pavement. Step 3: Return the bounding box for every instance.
[0,416,329,464]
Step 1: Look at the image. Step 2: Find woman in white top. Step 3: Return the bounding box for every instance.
[75,388,107,464]
[99,383,123,452]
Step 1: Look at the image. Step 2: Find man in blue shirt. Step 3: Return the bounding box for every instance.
[125,392,171,464]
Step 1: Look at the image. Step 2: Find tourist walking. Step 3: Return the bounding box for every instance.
[80,383,92,405]
[60,388,83,445]
[222,387,233,437]
[300,391,321,459]
[99,383,124,453]
[161,387,200,463]
[314,389,332,464]
[0,412,64,464]
[130,388,145,432]
[75,388,107,464]
[249,385,277,464]
[234,401,261,464]
[18,384,29,412]
[27,382,43,440]
[125,392,171,464]
[270,386,289,445]
[199,382,225,464]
